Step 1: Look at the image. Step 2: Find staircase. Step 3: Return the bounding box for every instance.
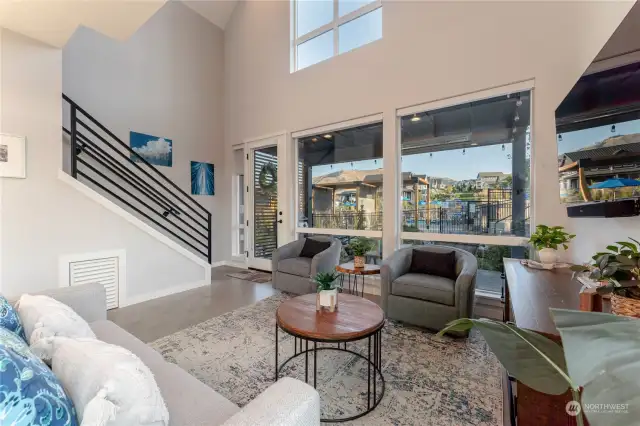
[62,94,212,263]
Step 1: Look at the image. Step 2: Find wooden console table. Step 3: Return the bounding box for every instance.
[502,258,586,426]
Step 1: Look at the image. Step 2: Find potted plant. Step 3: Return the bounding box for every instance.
[313,271,342,312]
[438,309,640,426]
[570,238,640,317]
[528,224,575,265]
[348,237,375,268]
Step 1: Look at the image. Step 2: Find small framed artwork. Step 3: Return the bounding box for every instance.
[0,134,26,178]
[130,131,173,167]
[191,161,215,196]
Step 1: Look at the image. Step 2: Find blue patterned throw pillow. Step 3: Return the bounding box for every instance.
[0,327,78,426]
[0,295,27,342]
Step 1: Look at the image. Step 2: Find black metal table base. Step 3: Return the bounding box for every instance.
[339,272,366,297]
[275,325,385,423]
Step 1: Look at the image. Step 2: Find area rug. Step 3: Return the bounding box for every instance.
[150,294,502,425]
[225,270,271,283]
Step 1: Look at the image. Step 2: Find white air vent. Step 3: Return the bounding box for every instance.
[60,250,125,310]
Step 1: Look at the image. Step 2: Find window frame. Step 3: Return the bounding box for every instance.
[291,0,382,72]
[395,80,536,251]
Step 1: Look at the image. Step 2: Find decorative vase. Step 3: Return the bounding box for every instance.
[354,256,365,268]
[538,248,557,265]
[611,293,640,318]
[317,288,338,312]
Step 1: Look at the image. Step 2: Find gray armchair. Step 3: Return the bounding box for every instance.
[381,245,477,336]
[271,236,342,294]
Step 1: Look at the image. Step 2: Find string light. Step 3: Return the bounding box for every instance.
[611,125,616,133]
[410,114,421,122]
[430,153,433,158]
[463,149,466,155]
[502,144,505,151]
[514,112,520,122]
[558,134,563,142]
[512,125,517,133]
[516,98,523,107]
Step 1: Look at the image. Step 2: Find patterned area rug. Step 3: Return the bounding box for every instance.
[150,295,502,425]
[225,270,272,283]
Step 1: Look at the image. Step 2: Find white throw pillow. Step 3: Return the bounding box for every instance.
[32,337,169,426]
[16,294,96,347]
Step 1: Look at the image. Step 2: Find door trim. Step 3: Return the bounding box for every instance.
[243,132,291,271]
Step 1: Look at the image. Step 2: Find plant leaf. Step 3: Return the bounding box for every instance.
[438,318,571,395]
[551,309,640,426]
[606,245,620,253]
[616,241,638,253]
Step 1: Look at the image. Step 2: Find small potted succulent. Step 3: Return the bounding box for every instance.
[348,237,375,268]
[528,224,575,265]
[313,271,342,312]
[571,238,640,318]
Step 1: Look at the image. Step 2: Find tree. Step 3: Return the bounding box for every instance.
[500,175,513,189]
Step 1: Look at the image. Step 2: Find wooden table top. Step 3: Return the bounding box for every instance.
[504,258,583,336]
[276,293,385,341]
[336,263,381,275]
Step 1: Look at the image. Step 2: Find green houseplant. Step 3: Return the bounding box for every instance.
[570,238,640,317]
[313,271,342,309]
[348,237,375,268]
[438,310,640,426]
[528,224,575,265]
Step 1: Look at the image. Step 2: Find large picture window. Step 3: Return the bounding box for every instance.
[399,90,532,238]
[296,121,383,233]
[291,0,382,71]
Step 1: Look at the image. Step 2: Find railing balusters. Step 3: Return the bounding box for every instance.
[63,95,212,263]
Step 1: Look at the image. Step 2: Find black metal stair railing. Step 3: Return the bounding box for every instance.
[62,94,212,263]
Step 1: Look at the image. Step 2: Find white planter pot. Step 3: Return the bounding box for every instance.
[538,248,558,265]
[319,289,338,307]
[354,256,365,268]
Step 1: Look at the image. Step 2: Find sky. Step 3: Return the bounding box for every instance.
[311,120,640,182]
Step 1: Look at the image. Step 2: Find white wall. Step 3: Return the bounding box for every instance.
[224,0,636,261]
[0,28,205,301]
[62,1,228,262]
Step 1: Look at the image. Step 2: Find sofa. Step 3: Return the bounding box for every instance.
[380,245,477,335]
[23,283,320,426]
[271,236,341,294]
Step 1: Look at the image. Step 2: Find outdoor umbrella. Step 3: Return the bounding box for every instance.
[589,178,640,200]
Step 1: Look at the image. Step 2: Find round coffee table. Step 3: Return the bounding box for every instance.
[275,293,385,423]
[336,262,381,297]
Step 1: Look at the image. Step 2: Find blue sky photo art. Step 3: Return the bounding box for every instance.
[130,131,173,167]
[191,161,215,196]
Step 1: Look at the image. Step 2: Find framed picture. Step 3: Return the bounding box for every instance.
[0,134,26,178]
[130,131,173,167]
[191,161,215,196]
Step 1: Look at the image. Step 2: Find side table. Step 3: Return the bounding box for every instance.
[336,262,381,297]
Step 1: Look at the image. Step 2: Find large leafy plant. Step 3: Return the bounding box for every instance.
[570,238,640,300]
[348,237,376,257]
[529,224,575,250]
[439,310,640,426]
[313,271,341,292]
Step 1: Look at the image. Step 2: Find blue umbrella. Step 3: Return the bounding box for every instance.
[589,178,640,189]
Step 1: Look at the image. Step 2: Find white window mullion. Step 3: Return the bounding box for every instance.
[333,0,339,56]
[296,21,335,45]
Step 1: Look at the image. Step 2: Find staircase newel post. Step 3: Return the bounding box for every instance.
[70,105,78,179]
[207,212,212,264]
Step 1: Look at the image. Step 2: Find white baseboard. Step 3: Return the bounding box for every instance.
[210,260,248,269]
[122,279,209,307]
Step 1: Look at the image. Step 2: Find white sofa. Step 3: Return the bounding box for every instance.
[27,283,320,426]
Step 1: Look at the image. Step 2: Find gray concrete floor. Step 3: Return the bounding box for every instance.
[108,266,279,342]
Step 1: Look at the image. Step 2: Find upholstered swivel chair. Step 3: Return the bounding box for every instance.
[271,236,342,294]
[380,245,477,336]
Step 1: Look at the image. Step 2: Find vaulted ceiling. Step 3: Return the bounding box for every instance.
[180,0,239,30]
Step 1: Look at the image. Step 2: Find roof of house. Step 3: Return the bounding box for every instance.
[313,169,426,186]
[477,172,505,178]
[560,134,640,163]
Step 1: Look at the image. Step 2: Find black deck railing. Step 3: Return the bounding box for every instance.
[308,199,529,236]
[63,94,212,262]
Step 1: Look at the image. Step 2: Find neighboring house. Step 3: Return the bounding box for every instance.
[311,169,428,215]
[558,134,640,202]
[476,172,506,189]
